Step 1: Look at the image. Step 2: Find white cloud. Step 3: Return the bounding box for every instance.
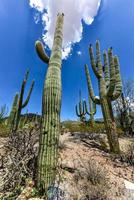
[29,0,101,59]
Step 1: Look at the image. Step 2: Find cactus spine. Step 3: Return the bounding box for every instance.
[84,94,96,127]
[75,90,86,122]
[35,13,64,193]
[85,40,122,153]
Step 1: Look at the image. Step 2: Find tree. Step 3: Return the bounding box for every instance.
[114,79,134,135]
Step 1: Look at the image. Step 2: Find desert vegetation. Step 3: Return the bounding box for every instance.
[0,12,134,200]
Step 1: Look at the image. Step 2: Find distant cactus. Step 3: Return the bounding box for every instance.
[35,13,64,193]
[75,90,86,122]
[8,70,34,131]
[84,94,96,127]
[85,40,122,153]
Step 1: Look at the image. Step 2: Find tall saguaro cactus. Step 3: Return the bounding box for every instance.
[84,94,96,127]
[75,90,86,122]
[85,40,122,153]
[35,13,64,193]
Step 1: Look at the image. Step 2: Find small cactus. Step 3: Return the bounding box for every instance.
[85,40,122,153]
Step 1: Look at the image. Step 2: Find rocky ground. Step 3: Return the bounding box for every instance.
[58,132,134,200]
[0,132,134,199]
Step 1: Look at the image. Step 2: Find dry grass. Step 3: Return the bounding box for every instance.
[73,158,110,200]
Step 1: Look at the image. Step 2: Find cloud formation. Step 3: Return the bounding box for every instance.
[29,0,101,59]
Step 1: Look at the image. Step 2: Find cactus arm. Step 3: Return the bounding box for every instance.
[22,80,35,108]
[14,77,26,130]
[35,41,49,64]
[89,44,101,78]
[103,51,109,88]
[75,104,81,117]
[111,56,122,100]
[85,99,96,115]
[25,70,29,82]
[85,64,100,105]
[18,70,30,109]
[8,93,19,129]
[84,100,90,115]
[107,48,116,97]
[93,100,97,115]
[82,100,86,115]
[75,101,86,117]
[96,40,103,76]
[79,101,82,114]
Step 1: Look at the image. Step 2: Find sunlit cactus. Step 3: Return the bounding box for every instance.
[84,94,96,127]
[85,40,122,153]
[75,90,86,122]
[35,13,64,194]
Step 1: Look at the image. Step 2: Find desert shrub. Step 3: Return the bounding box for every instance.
[120,143,134,165]
[0,128,39,199]
[74,159,109,200]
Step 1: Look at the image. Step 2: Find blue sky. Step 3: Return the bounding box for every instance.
[0,0,134,120]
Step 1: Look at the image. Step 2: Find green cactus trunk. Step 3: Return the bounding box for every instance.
[101,97,120,153]
[90,114,95,127]
[37,13,64,193]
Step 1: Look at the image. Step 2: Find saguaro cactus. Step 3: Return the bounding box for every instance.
[8,93,19,130]
[8,70,34,131]
[14,70,34,131]
[75,90,86,122]
[35,13,64,193]
[84,94,96,127]
[85,40,122,153]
